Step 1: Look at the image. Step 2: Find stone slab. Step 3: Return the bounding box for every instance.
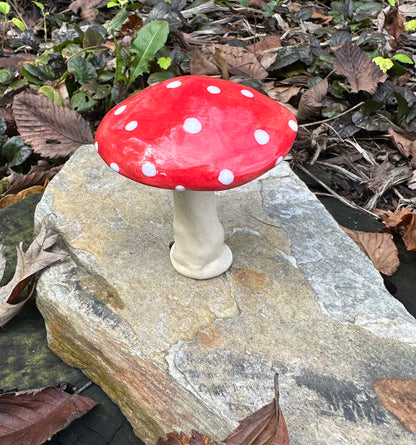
[35,145,416,444]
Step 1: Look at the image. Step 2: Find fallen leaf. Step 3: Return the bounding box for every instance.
[157,430,218,445]
[0,216,67,327]
[190,49,221,77]
[69,0,101,21]
[197,45,269,80]
[0,386,97,445]
[1,168,59,197]
[248,35,281,55]
[297,78,328,123]
[374,379,416,434]
[384,7,405,40]
[334,41,387,94]
[375,208,416,252]
[13,92,94,158]
[341,226,400,275]
[264,84,300,104]
[387,127,416,169]
[224,374,289,445]
[0,184,47,209]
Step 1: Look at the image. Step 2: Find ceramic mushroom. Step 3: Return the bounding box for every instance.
[95,75,297,279]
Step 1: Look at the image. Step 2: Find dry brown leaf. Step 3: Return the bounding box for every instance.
[0,216,67,327]
[265,84,300,104]
[297,78,328,123]
[0,184,47,209]
[224,374,289,445]
[334,41,387,94]
[384,7,405,40]
[341,226,400,275]
[157,430,218,445]
[13,92,94,158]
[375,208,416,252]
[374,379,416,434]
[248,35,281,55]
[2,168,59,197]
[0,386,97,445]
[199,45,269,80]
[387,127,416,169]
[69,0,101,21]
[190,49,220,77]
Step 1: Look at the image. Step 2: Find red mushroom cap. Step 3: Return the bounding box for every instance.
[95,75,297,191]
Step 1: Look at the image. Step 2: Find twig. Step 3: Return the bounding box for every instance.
[75,381,93,395]
[296,164,379,218]
[299,102,365,128]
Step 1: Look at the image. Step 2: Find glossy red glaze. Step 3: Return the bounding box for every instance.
[95,75,297,191]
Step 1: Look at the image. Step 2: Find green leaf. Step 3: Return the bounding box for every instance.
[113,34,127,83]
[83,27,106,48]
[405,20,416,31]
[38,86,64,106]
[107,0,119,7]
[0,69,14,84]
[106,8,129,33]
[81,81,112,100]
[1,136,32,167]
[388,0,395,5]
[67,55,97,84]
[11,18,26,31]
[0,2,10,15]
[392,54,414,65]
[71,91,98,113]
[157,57,171,70]
[239,0,249,7]
[21,63,55,85]
[372,56,393,73]
[147,71,175,85]
[33,1,45,11]
[128,20,169,88]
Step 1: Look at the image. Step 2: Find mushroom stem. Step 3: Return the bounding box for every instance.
[170,190,233,279]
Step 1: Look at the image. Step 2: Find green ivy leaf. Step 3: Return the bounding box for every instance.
[67,55,97,84]
[128,20,169,88]
[372,56,393,73]
[392,54,414,65]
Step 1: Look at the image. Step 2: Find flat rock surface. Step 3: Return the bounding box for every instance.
[35,145,416,444]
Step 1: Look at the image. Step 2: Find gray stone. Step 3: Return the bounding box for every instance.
[35,145,416,444]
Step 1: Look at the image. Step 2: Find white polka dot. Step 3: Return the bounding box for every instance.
[94,141,98,151]
[125,121,138,131]
[275,156,284,166]
[207,85,221,94]
[114,105,126,115]
[183,117,202,134]
[142,162,157,177]
[288,120,298,132]
[218,169,234,185]
[110,162,119,172]
[254,129,270,145]
[175,185,186,191]
[166,80,182,89]
[241,89,254,98]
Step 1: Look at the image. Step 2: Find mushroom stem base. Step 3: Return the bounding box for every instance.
[170,190,232,279]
